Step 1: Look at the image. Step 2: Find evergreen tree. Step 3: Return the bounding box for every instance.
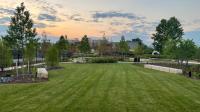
[56,35,69,61]
[79,35,91,54]
[2,2,37,65]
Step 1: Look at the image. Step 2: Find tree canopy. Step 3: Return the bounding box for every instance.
[79,35,91,53]
[0,40,13,72]
[119,35,129,53]
[98,35,109,56]
[152,17,183,53]
[56,35,69,51]
[45,45,59,67]
[3,3,37,49]
[2,2,38,65]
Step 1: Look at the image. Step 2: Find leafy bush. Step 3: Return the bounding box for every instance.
[141,54,166,59]
[0,41,13,72]
[45,46,59,67]
[89,57,117,63]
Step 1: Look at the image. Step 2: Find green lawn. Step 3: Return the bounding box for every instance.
[0,64,200,112]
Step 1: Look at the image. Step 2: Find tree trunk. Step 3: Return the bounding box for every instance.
[1,67,4,72]
[17,49,20,66]
[35,47,37,63]
[186,60,189,66]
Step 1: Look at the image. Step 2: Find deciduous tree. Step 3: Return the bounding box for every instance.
[119,35,129,58]
[0,40,13,72]
[152,17,183,53]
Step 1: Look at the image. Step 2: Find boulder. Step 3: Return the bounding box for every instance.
[37,68,48,79]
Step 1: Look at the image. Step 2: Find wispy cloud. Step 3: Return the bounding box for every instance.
[69,14,85,22]
[0,17,10,25]
[0,8,14,15]
[38,14,62,22]
[92,11,144,21]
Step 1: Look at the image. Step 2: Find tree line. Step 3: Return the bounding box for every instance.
[152,17,199,66]
[1,3,200,73]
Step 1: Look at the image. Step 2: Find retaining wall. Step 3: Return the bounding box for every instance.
[144,64,183,74]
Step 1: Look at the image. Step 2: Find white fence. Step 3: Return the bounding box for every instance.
[144,64,183,74]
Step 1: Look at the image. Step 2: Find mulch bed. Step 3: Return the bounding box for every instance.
[46,66,64,71]
[0,75,48,84]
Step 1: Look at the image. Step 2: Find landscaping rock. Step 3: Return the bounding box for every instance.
[37,68,48,79]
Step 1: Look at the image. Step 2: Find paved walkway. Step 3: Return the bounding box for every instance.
[2,63,45,72]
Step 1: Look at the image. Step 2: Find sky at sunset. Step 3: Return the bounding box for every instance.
[0,0,200,45]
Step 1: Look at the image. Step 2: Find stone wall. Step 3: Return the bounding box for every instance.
[144,64,183,74]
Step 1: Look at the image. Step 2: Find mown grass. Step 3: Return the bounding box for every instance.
[0,64,200,112]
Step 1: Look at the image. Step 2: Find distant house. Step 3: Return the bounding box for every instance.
[127,38,142,49]
[88,38,101,50]
[68,38,80,45]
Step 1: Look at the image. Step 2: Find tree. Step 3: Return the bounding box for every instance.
[79,35,91,54]
[56,35,69,61]
[25,41,36,74]
[57,35,69,50]
[195,47,200,61]
[163,39,179,59]
[134,44,144,57]
[98,35,109,56]
[2,2,37,65]
[178,39,197,66]
[0,40,13,72]
[45,45,59,67]
[119,35,129,58]
[152,17,183,53]
[41,31,51,59]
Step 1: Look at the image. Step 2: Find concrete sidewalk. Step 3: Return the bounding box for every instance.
[1,63,45,72]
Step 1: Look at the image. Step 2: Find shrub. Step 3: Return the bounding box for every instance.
[45,46,59,67]
[0,41,13,72]
[89,57,117,63]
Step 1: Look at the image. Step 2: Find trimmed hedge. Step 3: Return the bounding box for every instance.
[89,57,117,63]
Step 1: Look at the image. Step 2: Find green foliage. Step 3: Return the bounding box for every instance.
[194,47,200,61]
[25,42,36,63]
[2,3,37,49]
[56,35,69,51]
[56,35,69,61]
[163,39,179,59]
[164,39,196,65]
[152,17,183,53]
[45,45,59,67]
[98,36,109,56]
[178,39,197,62]
[79,35,91,53]
[89,57,117,63]
[0,40,13,71]
[41,32,51,58]
[134,44,145,57]
[143,45,153,54]
[119,35,129,53]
